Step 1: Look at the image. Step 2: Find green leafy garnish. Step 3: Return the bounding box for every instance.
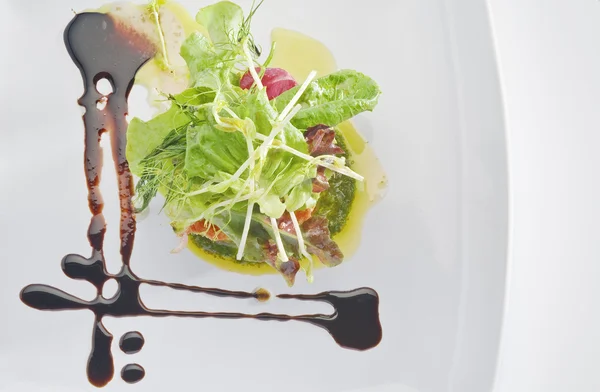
[273,70,381,129]
[126,0,381,285]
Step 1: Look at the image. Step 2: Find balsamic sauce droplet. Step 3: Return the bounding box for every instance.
[253,288,271,302]
[120,331,145,354]
[121,363,145,384]
[279,287,382,350]
[18,11,382,387]
[88,321,114,388]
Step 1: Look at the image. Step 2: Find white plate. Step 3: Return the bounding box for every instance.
[0,0,508,391]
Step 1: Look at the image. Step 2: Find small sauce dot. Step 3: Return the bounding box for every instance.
[121,363,145,384]
[253,288,271,302]
[119,331,145,354]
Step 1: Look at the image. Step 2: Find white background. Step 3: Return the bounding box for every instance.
[489,0,600,391]
[0,0,598,391]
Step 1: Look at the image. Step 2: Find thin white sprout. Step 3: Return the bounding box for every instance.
[270,217,289,262]
[242,38,263,90]
[289,211,314,282]
[277,70,316,122]
[184,192,258,227]
[313,158,364,181]
[186,104,300,198]
[150,2,171,69]
[228,166,287,251]
[290,211,310,258]
[186,152,256,197]
[222,106,239,119]
[253,133,365,181]
[237,118,257,260]
[258,104,302,158]
[191,69,314,199]
[212,105,259,261]
[213,105,237,130]
[236,201,255,260]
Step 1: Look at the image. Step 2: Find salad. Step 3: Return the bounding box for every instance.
[126,0,382,285]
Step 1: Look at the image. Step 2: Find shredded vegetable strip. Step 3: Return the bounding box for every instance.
[187,76,303,199]
[289,211,314,282]
[237,202,255,260]
[216,106,257,261]
[212,104,237,131]
[149,1,171,69]
[254,133,364,181]
[257,70,315,161]
[242,38,263,89]
[238,118,256,260]
[270,217,289,262]
[222,106,239,120]
[184,192,258,227]
[258,104,302,158]
[277,70,316,122]
[290,212,310,258]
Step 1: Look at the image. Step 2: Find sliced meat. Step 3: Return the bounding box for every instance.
[312,166,330,193]
[277,208,314,234]
[304,125,345,192]
[304,124,344,156]
[261,239,300,286]
[301,216,344,267]
[188,219,229,242]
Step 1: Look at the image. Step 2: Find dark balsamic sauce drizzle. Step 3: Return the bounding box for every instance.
[119,331,144,354]
[18,12,382,388]
[121,363,145,384]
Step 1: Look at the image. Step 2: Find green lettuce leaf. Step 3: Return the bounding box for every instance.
[273,70,381,129]
[180,33,229,91]
[126,105,191,174]
[173,86,217,107]
[195,1,244,49]
[233,89,277,133]
[180,33,220,88]
[285,179,313,211]
[185,122,249,179]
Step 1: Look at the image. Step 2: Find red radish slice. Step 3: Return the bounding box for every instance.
[240,67,298,100]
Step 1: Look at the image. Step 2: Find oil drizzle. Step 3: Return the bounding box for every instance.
[19,12,382,388]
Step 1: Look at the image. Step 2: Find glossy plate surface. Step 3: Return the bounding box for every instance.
[0,0,507,391]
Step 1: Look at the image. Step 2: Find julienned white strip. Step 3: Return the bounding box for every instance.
[188,103,302,198]
[236,110,257,260]
[222,106,239,119]
[257,69,316,159]
[242,39,263,90]
[290,211,314,283]
[315,157,364,181]
[213,105,237,130]
[290,211,310,259]
[192,70,322,198]
[254,134,365,181]
[150,2,171,69]
[186,192,256,225]
[258,104,302,159]
[187,148,258,197]
[270,217,289,262]
[236,201,255,260]
[278,70,317,122]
